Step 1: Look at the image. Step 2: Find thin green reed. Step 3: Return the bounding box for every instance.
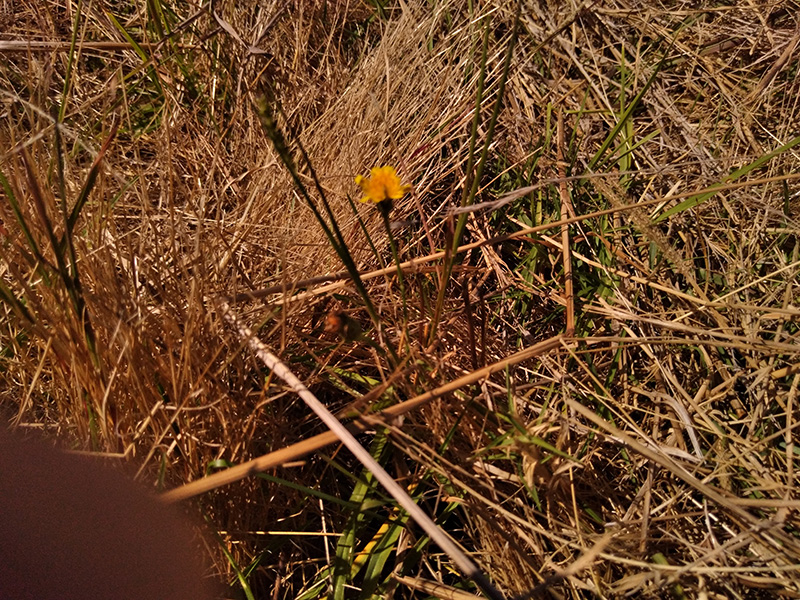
[254,89,399,365]
[429,4,520,345]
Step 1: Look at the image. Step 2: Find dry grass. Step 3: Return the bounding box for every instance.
[2,0,800,598]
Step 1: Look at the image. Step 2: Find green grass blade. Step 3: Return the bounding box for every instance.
[358,519,405,599]
[452,13,521,245]
[458,16,491,212]
[430,3,520,345]
[54,113,79,284]
[346,193,384,268]
[610,129,660,166]
[0,169,46,268]
[332,433,389,600]
[333,479,373,600]
[64,120,119,238]
[256,473,365,512]
[58,0,82,122]
[654,134,800,223]
[146,0,167,40]
[20,150,67,282]
[106,11,149,62]
[0,278,35,324]
[105,10,164,95]
[586,51,667,174]
[212,528,256,600]
[296,578,328,600]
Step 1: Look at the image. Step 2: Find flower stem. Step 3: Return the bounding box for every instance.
[378,201,408,327]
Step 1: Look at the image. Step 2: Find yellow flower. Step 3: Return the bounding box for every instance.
[355,166,411,204]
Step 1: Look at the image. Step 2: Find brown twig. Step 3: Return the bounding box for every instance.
[161,334,563,503]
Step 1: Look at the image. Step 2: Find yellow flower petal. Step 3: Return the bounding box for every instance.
[355,165,411,204]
